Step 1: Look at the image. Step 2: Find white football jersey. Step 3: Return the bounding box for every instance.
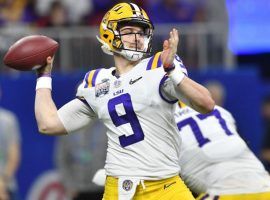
[74,53,187,180]
[174,105,270,195]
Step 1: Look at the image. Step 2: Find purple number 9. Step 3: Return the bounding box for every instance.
[108,93,144,147]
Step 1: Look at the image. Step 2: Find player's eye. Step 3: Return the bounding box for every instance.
[120,28,146,36]
[121,31,141,36]
[119,28,133,35]
[137,31,145,36]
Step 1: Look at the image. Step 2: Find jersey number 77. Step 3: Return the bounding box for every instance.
[177,109,233,147]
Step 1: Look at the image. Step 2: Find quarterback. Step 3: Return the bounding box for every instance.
[175,103,270,200]
[34,3,214,200]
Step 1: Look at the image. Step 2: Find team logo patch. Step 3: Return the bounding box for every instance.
[122,180,133,191]
[113,79,122,88]
[95,79,110,98]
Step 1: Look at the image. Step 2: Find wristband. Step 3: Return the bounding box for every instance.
[37,72,51,78]
[168,66,185,86]
[164,63,175,73]
[36,77,52,90]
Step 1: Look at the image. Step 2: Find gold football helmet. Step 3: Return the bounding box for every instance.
[97,3,154,61]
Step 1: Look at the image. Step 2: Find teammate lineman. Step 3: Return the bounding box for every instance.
[175,103,270,200]
[34,3,214,200]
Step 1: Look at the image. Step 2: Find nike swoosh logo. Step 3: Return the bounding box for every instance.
[164,181,176,189]
[129,76,142,85]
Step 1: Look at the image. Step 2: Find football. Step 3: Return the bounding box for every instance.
[3,35,59,71]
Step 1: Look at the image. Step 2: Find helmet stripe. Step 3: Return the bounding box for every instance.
[129,3,137,16]
[130,3,142,16]
[138,6,143,13]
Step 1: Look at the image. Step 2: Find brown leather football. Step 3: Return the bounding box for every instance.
[3,35,59,71]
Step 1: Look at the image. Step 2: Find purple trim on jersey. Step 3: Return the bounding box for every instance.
[175,54,188,76]
[84,71,90,88]
[159,76,178,104]
[200,194,210,200]
[180,64,188,76]
[91,68,101,87]
[146,56,154,70]
[157,55,162,68]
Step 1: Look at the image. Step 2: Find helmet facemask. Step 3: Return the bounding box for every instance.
[113,20,153,61]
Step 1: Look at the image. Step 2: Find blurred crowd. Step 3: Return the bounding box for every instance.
[0,0,226,27]
[0,0,229,73]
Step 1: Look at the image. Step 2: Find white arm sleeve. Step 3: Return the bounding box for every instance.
[57,98,97,134]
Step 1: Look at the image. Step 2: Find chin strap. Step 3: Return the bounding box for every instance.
[122,49,144,61]
[96,36,144,61]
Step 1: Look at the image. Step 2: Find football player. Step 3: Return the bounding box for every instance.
[34,3,215,200]
[175,102,270,200]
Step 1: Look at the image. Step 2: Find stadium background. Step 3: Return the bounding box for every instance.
[0,0,270,199]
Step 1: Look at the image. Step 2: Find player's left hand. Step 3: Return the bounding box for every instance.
[161,28,179,72]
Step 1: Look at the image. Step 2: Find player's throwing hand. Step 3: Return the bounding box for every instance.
[37,56,54,77]
[161,28,179,72]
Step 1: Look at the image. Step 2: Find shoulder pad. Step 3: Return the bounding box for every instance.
[146,52,162,70]
[83,68,102,88]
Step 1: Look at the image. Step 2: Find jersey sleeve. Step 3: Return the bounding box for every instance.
[173,54,188,76]
[76,81,87,98]
[216,106,237,129]
[76,68,103,97]
[160,55,188,103]
[57,98,97,134]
